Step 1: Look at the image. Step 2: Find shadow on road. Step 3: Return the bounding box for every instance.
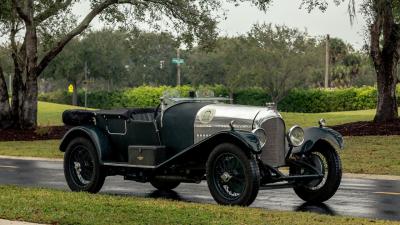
[295,202,336,216]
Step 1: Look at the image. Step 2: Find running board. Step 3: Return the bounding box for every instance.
[103,162,156,169]
[260,183,294,190]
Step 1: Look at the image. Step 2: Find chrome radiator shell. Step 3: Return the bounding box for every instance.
[194,104,287,167]
[258,117,286,167]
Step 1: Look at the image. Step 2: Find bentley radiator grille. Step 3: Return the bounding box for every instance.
[260,117,286,167]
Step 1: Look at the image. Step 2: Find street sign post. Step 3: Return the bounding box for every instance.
[68,84,74,93]
[172,58,184,64]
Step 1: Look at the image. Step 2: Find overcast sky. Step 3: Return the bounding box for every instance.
[0,1,365,49]
[72,0,366,49]
[219,1,366,49]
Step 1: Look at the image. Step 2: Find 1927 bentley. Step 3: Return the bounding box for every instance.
[60,91,343,206]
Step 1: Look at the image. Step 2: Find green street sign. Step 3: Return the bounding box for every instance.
[172,58,184,64]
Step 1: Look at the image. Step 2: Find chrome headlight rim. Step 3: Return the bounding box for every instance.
[252,128,267,148]
[287,125,305,147]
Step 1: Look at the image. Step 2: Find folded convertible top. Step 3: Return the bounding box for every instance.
[62,108,156,126]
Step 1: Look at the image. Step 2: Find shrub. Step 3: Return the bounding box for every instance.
[39,85,396,113]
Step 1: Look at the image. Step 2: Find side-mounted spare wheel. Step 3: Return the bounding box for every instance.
[64,137,106,193]
[290,142,342,203]
[206,143,260,206]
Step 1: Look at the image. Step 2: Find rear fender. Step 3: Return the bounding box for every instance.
[292,127,344,154]
[59,125,111,162]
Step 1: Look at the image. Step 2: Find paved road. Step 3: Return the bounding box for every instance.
[0,158,399,221]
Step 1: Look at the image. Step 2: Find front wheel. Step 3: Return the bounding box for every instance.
[290,145,342,203]
[64,137,106,193]
[206,143,260,206]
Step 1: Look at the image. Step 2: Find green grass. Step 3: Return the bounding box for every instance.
[0,186,396,225]
[282,109,376,128]
[37,101,89,126]
[341,136,400,175]
[0,136,399,176]
[0,140,62,158]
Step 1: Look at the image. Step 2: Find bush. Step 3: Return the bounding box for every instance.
[38,85,395,113]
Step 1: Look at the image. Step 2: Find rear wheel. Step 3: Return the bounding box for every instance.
[150,179,180,191]
[290,145,342,203]
[64,137,105,193]
[206,143,260,206]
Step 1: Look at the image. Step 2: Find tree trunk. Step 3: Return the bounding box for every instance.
[72,81,78,106]
[369,1,400,122]
[0,66,12,129]
[374,62,398,122]
[20,73,38,129]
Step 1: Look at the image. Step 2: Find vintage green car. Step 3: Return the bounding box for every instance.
[60,91,343,206]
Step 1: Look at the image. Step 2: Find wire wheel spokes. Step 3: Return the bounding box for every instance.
[70,146,95,186]
[305,152,328,190]
[213,153,246,200]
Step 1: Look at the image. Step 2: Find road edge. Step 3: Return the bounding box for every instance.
[0,219,45,225]
[0,155,62,162]
[0,155,399,181]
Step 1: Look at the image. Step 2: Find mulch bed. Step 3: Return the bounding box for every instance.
[331,120,400,136]
[0,126,71,141]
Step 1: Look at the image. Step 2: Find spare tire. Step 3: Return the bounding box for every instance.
[62,110,95,126]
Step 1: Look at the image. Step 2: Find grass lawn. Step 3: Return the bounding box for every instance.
[0,140,62,158]
[38,101,380,127]
[0,136,399,176]
[282,109,376,128]
[0,186,396,225]
[37,101,88,126]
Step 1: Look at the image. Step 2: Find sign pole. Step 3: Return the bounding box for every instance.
[325,34,330,88]
[84,61,88,108]
[177,48,181,86]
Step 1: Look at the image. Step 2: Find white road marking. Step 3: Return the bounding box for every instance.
[374,192,400,196]
[0,165,18,169]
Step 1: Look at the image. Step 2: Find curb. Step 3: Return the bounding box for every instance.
[0,155,62,162]
[343,173,400,181]
[0,219,46,225]
[0,155,399,181]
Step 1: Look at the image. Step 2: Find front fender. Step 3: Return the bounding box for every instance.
[292,127,344,154]
[59,125,111,162]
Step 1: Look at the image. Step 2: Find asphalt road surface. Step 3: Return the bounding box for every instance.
[0,158,399,221]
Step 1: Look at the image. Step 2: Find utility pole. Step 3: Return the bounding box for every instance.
[8,74,12,96]
[325,34,330,88]
[176,48,181,86]
[84,61,88,108]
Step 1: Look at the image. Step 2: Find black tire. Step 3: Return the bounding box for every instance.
[150,179,180,191]
[291,146,342,203]
[64,137,106,193]
[206,143,260,206]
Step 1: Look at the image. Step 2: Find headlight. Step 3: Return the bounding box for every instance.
[252,128,267,148]
[287,125,304,147]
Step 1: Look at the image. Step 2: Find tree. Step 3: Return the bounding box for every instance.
[126,31,179,86]
[247,23,320,103]
[0,0,271,129]
[301,0,400,121]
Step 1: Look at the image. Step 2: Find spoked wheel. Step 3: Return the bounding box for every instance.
[64,137,105,193]
[206,143,260,206]
[290,145,342,203]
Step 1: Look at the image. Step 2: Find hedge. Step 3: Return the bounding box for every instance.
[38,85,397,113]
